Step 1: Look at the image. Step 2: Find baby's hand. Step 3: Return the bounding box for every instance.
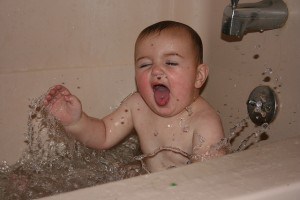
[44,85,82,126]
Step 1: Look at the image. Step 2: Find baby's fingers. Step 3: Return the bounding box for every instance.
[60,87,71,96]
[44,93,58,106]
[43,85,63,105]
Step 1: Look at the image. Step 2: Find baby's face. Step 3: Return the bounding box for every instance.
[135,28,202,117]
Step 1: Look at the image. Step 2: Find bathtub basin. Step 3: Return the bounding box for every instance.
[40,135,300,200]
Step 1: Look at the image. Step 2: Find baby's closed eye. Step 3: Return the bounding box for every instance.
[139,63,152,68]
[165,61,178,66]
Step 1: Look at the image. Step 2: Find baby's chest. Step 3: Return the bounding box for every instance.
[138,125,194,154]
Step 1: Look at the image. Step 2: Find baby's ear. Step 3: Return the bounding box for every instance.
[195,64,209,88]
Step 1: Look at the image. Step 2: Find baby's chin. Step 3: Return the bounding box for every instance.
[150,103,185,118]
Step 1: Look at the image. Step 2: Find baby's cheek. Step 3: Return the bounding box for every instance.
[136,78,150,95]
[174,83,195,102]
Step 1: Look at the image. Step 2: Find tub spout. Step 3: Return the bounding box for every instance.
[231,0,240,8]
[222,0,288,37]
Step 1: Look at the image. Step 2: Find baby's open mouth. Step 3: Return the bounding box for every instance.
[153,84,170,106]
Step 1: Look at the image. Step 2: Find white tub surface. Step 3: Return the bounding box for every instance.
[41,136,300,200]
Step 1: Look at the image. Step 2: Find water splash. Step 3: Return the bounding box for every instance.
[0,94,144,200]
[234,122,269,152]
[134,116,270,172]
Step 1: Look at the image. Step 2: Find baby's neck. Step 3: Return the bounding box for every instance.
[184,96,200,116]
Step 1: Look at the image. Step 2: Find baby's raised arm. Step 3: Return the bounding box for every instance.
[44,85,134,150]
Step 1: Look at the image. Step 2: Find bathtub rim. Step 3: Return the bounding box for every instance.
[38,135,300,200]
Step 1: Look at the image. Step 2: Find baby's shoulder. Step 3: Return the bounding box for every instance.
[120,92,146,109]
[191,98,224,140]
[122,92,142,102]
[190,98,222,129]
[193,98,219,118]
[121,92,152,124]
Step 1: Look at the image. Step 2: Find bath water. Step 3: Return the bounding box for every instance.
[0,93,269,200]
[0,94,145,200]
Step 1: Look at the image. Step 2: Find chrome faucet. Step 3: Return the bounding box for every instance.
[231,0,240,8]
[222,0,288,37]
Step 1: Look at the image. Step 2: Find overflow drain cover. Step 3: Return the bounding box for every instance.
[247,85,278,126]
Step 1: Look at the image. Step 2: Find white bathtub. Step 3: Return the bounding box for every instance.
[1,0,299,199]
[39,136,300,200]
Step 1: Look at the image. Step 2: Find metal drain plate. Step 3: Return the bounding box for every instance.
[247,85,278,126]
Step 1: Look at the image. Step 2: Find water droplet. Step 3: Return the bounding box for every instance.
[183,125,190,133]
[185,106,193,116]
[253,54,260,59]
[263,76,271,82]
[264,68,273,75]
[254,44,261,49]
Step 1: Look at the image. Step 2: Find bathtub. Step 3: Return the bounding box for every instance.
[0,0,299,199]
[40,135,300,200]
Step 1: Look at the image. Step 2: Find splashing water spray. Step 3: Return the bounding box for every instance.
[0,92,143,200]
[228,85,278,153]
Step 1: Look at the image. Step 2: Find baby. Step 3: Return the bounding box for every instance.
[44,20,225,172]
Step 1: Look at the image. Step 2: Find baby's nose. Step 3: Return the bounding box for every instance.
[154,74,164,80]
[151,65,166,80]
[152,71,166,80]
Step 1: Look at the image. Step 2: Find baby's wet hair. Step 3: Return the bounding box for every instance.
[135,20,203,64]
